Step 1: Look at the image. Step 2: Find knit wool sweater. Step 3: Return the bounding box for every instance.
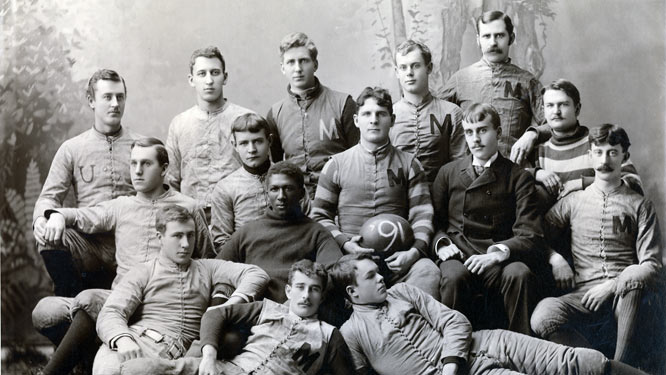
[217,208,343,302]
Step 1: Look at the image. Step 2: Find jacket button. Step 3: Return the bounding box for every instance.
[463,213,468,217]
[486,190,491,195]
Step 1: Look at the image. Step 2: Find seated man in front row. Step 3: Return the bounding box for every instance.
[530,124,662,367]
[92,205,269,375]
[330,253,647,375]
[120,259,355,375]
[313,86,440,299]
[432,102,545,334]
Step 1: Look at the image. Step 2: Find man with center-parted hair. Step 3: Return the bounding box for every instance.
[313,86,441,299]
[32,138,215,375]
[166,46,254,208]
[391,39,466,183]
[439,10,548,166]
[34,68,143,297]
[530,124,662,367]
[91,205,269,375]
[209,112,310,250]
[431,102,544,335]
[329,253,647,375]
[218,161,343,304]
[267,32,359,199]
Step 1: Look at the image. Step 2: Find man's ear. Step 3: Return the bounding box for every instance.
[87,94,95,110]
[156,230,163,242]
[575,103,582,117]
[353,114,360,129]
[390,114,396,127]
[161,163,169,177]
[426,62,433,74]
[230,136,236,148]
[285,283,292,300]
[496,125,502,138]
[509,33,515,45]
[188,74,195,88]
[222,71,228,86]
[313,59,319,72]
[345,285,356,300]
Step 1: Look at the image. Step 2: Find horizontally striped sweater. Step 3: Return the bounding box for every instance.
[530,125,643,195]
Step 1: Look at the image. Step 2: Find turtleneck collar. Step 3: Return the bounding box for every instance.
[264,206,306,222]
[550,123,588,146]
[242,159,271,176]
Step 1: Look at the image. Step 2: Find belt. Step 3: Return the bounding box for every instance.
[133,325,186,360]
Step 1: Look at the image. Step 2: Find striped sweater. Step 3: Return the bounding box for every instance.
[531,125,643,195]
[312,143,433,255]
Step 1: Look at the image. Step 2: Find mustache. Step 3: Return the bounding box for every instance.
[486,47,503,53]
[596,164,614,172]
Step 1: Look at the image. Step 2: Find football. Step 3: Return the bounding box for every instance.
[359,214,415,257]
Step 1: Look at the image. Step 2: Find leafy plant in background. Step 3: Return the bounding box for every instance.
[0,0,88,347]
[366,0,555,93]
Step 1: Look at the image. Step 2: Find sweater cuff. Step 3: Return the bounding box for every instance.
[413,239,428,257]
[442,356,466,366]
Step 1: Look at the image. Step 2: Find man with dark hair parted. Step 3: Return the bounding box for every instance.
[531,124,662,367]
[32,138,215,375]
[166,46,254,209]
[217,161,342,303]
[312,86,441,299]
[267,32,359,199]
[126,259,355,375]
[91,205,269,375]
[209,112,310,250]
[34,68,143,297]
[391,39,466,182]
[431,103,544,335]
[439,10,548,166]
[330,254,648,375]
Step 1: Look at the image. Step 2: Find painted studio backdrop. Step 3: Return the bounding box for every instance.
[1,0,665,353]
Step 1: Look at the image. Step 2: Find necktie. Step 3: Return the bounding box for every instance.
[473,165,486,177]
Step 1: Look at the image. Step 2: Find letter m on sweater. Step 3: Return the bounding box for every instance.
[387,168,406,187]
[292,342,320,372]
[504,81,523,98]
[320,118,340,140]
[429,113,452,134]
[613,215,634,234]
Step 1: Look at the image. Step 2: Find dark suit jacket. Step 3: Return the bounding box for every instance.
[431,154,545,266]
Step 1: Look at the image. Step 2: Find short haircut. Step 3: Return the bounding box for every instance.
[86,69,126,99]
[589,124,631,153]
[476,10,514,36]
[190,46,226,73]
[156,205,194,234]
[395,39,432,66]
[279,32,318,62]
[356,87,393,117]
[231,113,271,140]
[287,259,328,290]
[265,161,305,190]
[462,102,501,130]
[131,137,169,166]
[542,79,581,108]
[329,253,375,299]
